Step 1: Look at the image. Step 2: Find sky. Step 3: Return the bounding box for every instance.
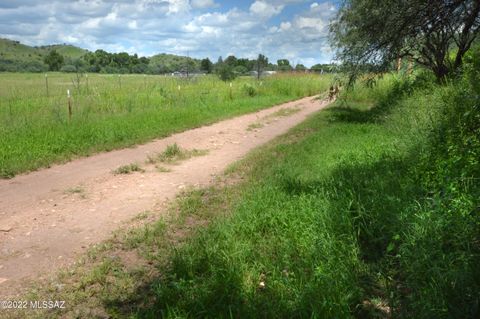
[0,0,339,67]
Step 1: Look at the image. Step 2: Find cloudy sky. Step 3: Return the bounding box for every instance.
[0,0,339,66]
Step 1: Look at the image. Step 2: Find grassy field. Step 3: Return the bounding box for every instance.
[0,72,331,178]
[12,62,479,319]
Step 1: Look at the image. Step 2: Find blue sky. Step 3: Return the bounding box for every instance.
[0,0,339,66]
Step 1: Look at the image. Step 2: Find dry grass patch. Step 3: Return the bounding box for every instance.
[147,143,208,165]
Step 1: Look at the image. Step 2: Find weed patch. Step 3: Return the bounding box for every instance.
[113,163,144,174]
[147,143,208,164]
[247,122,264,131]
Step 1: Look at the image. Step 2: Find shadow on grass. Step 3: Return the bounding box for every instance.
[96,83,430,317]
[97,152,423,318]
[327,75,429,125]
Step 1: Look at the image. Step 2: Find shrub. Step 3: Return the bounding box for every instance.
[242,83,257,97]
[216,64,236,82]
[60,64,77,73]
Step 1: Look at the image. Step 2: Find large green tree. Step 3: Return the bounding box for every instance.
[200,58,213,73]
[44,50,64,71]
[330,0,480,81]
[277,59,293,71]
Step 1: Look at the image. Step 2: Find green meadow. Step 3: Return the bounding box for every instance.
[19,56,480,318]
[0,73,331,177]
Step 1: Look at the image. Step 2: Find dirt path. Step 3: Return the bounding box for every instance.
[0,96,330,298]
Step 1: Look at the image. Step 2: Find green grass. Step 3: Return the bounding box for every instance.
[138,72,478,318]
[10,67,479,318]
[0,73,331,178]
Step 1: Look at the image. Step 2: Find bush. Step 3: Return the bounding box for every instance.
[234,65,248,75]
[395,60,480,318]
[60,65,77,73]
[216,64,236,82]
[242,83,257,97]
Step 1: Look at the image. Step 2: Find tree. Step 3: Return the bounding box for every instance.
[224,55,238,67]
[44,50,64,71]
[200,58,213,73]
[233,65,248,75]
[255,54,268,80]
[295,64,307,71]
[277,59,293,71]
[216,63,236,82]
[330,0,480,81]
[311,63,336,73]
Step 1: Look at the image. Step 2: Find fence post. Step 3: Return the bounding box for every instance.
[45,73,49,97]
[67,89,72,120]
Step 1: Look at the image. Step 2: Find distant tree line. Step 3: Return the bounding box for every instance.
[1,48,337,76]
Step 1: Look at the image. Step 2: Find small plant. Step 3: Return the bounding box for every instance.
[113,163,144,174]
[242,83,257,97]
[247,122,264,131]
[160,143,182,160]
[64,186,87,199]
[147,143,208,164]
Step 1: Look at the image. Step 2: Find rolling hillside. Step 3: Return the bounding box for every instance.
[0,38,200,73]
[0,38,87,62]
[0,38,88,72]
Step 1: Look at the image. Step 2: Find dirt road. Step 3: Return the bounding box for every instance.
[0,96,330,298]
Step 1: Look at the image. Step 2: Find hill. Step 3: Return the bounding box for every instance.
[0,38,42,62]
[0,38,88,72]
[0,38,201,73]
[36,44,88,59]
[0,38,87,61]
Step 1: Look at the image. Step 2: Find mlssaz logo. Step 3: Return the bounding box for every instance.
[30,300,66,309]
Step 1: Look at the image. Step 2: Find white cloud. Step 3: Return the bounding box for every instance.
[0,0,337,66]
[249,1,283,18]
[191,0,218,9]
[166,0,190,14]
[280,21,291,30]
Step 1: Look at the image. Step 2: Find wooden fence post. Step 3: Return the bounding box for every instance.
[45,73,49,97]
[67,89,72,120]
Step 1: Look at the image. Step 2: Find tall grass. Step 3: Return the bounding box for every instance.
[0,73,331,178]
[10,65,479,318]
[131,70,478,318]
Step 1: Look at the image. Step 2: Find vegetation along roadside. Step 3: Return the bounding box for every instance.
[9,47,480,318]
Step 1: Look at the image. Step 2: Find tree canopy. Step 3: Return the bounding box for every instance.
[330,0,480,81]
[44,50,64,71]
[200,58,213,73]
